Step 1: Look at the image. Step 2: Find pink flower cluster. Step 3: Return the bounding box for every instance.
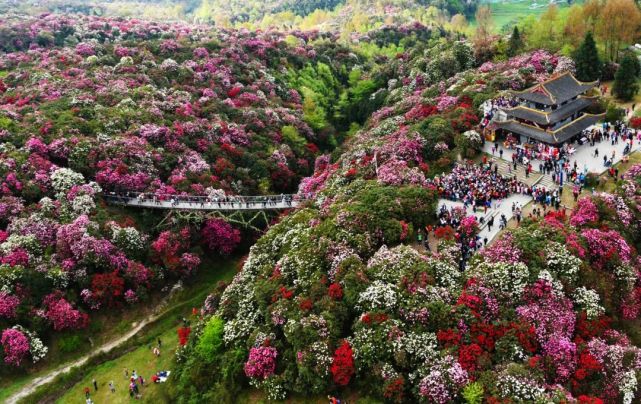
[569,197,599,227]
[244,346,278,379]
[480,233,522,263]
[1,328,29,366]
[42,293,89,331]
[0,292,20,318]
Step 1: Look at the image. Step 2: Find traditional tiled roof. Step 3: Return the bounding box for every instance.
[495,113,605,145]
[512,72,598,106]
[503,97,596,125]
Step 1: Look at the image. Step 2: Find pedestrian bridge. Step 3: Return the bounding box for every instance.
[103,192,305,211]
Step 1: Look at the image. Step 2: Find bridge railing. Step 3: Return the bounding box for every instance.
[102,192,308,210]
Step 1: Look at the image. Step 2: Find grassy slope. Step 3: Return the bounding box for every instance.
[10,256,240,404]
[55,257,239,403]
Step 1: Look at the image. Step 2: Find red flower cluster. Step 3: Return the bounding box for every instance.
[272,286,293,302]
[299,298,313,311]
[434,225,455,240]
[177,326,191,346]
[383,376,405,402]
[361,312,389,325]
[328,283,343,300]
[630,116,641,129]
[330,341,355,386]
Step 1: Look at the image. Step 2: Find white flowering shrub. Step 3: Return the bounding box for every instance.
[466,261,529,304]
[357,280,398,312]
[111,225,146,255]
[496,373,546,402]
[545,242,581,283]
[50,167,84,195]
[573,287,605,319]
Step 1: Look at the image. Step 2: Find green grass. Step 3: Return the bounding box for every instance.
[480,0,575,32]
[56,327,178,404]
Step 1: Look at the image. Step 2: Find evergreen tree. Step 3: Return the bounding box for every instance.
[574,32,602,82]
[507,26,523,57]
[612,53,640,101]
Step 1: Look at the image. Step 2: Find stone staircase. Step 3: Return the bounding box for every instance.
[534,174,558,190]
[489,157,544,187]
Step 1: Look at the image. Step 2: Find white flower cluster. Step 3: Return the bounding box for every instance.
[349,324,396,371]
[545,242,581,283]
[367,244,422,284]
[71,194,96,215]
[38,197,56,213]
[261,376,287,401]
[0,234,41,255]
[50,167,84,196]
[45,267,70,289]
[573,287,605,319]
[357,280,398,312]
[14,325,48,363]
[111,225,146,254]
[428,258,461,290]
[467,261,529,304]
[614,264,637,291]
[0,264,21,293]
[306,341,332,377]
[496,374,545,401]
[621,370,638,404]
[395,331,438,362]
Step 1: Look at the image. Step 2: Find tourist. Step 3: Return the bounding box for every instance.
[109,381,115,393]
[93,379,98,391]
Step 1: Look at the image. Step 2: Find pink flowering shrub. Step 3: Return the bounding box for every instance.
[570,198,599,227]
[201,219,241,256]
[0,292,20,318]
[1,328,30,366]
[480,233,522,263]
[581,228,632,264]
[42,293,89,331]
[244,346,278,379]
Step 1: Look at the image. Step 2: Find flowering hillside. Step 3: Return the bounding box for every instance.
[165,44,641,403]
[0,14,389,370]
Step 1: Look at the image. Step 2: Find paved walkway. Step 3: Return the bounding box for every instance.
[483,135,641,177]
[438,193,532,244]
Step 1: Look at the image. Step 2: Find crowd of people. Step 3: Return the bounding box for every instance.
[81,337,165,402]
[432,162,523,210]
[432,161,556,211]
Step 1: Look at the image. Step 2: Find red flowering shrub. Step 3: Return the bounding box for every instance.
[434,225,455,240]
[299,298,313,311]
[383,376,405,402]
[91,271,125,307]
[630,116,641,129]
[330,341,355,386]
[458,343,483,372]
[328,283,343,300]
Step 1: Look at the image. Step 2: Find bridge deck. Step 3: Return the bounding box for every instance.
[104,194,302,211]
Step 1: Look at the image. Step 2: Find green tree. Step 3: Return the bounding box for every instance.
[573,32,602,81]
[612,53,640,101]
[507,26,523,57]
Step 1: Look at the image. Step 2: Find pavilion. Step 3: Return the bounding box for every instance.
[491,72,605,145]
